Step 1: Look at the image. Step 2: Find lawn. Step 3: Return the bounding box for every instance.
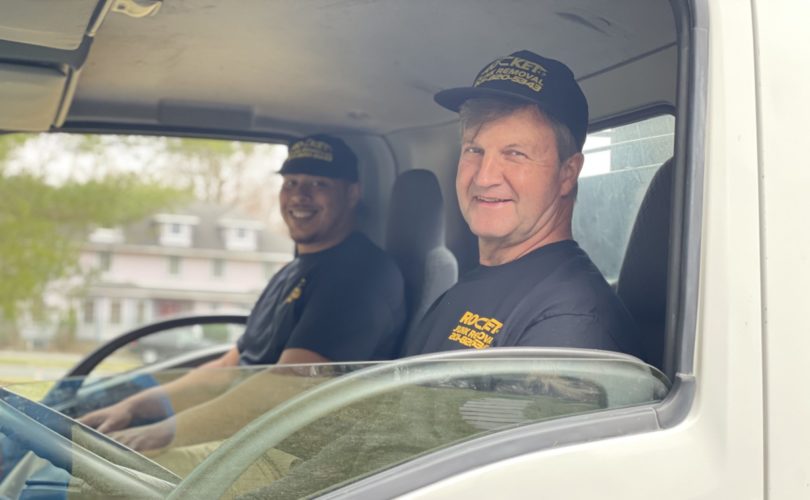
[0,350,140,400]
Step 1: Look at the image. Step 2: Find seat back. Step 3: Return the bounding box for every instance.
[386,169,458,337]
[616,158,674,370]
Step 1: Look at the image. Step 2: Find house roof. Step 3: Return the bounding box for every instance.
[116,201,293,254]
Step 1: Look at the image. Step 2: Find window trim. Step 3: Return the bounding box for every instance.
[56,122,295,146]
[669,0,707,379]
[323,374,695,500]
[170,348,667,499]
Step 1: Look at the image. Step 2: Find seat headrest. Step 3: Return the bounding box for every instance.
[386,169,445,254]
[616,158,674,369]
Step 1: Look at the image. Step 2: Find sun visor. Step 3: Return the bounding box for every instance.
[0,63,67,131]
[0,0,101,50]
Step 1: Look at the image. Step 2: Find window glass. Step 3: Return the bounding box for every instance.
[168,255,182,275]
[83,301,95,324]
[136,301,146,324]
[98,251,112,272]
[0,133,291,382]
[212,258,225,277]
[109,300,121,325]
[574,114,675,281]
[0,356,668,498]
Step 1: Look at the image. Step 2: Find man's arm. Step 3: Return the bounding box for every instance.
[277,348,329,365]
[110,348,328,451]
[79,346,242,433]
[111,266,402,450]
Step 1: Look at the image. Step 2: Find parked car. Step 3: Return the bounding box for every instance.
[0,0,807,498]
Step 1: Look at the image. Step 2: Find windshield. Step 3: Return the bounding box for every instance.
[0,352,668,499]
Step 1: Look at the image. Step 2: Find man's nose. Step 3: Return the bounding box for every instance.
[473,153,503,187]
[289,184,313,200]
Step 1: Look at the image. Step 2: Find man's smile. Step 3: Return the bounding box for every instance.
[472,195,513,206]
[287,207,319,220]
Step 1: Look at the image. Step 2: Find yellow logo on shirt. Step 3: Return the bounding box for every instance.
[448,311,504,349]
[284,278,306,304]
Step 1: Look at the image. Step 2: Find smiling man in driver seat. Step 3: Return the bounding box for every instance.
[79,134,406,450]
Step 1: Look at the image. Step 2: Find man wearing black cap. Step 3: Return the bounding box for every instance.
[404,50,642,358]
[80,134,407,446]
[237,134,406,367]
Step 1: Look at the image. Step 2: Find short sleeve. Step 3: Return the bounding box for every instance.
[283,269,401,361]
[235,283,275,356]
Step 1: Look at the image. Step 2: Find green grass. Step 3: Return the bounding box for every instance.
[2,380,55,401]
[0,355,77,369]
[0,351,140,400]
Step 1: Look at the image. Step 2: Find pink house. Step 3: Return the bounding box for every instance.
[76,202,293,342]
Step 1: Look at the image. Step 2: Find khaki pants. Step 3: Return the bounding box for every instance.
[154,441,301,498]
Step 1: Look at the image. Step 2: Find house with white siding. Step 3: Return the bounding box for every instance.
[74,202,292,342]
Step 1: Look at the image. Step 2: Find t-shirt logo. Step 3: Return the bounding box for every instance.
[448,311,504,349]
[284,278,306,304]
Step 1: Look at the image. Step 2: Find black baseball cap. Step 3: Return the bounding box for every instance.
[434,50,589,150]
[279,134,359,182]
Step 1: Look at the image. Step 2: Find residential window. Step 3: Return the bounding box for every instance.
[212,258,225,277]
[110,300,121,325]
[155,299,193,318]
[223,226,258,251]
[168,256,182,275]
[157,217,197,247]
[83,300,95,324]
[136,301,146,324]
[98,251,112,272]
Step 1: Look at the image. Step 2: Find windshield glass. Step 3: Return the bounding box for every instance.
[0,353,668,499]
[0,132,292,383]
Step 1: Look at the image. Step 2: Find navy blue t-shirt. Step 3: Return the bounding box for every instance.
[403,240,643,359]
[237,233,406,364]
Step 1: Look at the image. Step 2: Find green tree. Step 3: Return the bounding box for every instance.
[0,133,26,165]
[0,135,188,323]
[165,138,257,205]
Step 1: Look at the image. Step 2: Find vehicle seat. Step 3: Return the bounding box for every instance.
[386,169,458,340]
[616,158,674,371]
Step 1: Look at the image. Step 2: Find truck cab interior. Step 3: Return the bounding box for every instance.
[0,0,698,400]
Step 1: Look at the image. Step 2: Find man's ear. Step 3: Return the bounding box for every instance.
[347,182,362,208]
[560,152,584,198]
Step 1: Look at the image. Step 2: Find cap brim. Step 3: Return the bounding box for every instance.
[434,86,541,112]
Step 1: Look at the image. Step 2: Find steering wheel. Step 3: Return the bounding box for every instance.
[168,348,659,499]
[0,388,177,498]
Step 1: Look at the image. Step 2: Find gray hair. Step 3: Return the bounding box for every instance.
[458,97,579,164]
